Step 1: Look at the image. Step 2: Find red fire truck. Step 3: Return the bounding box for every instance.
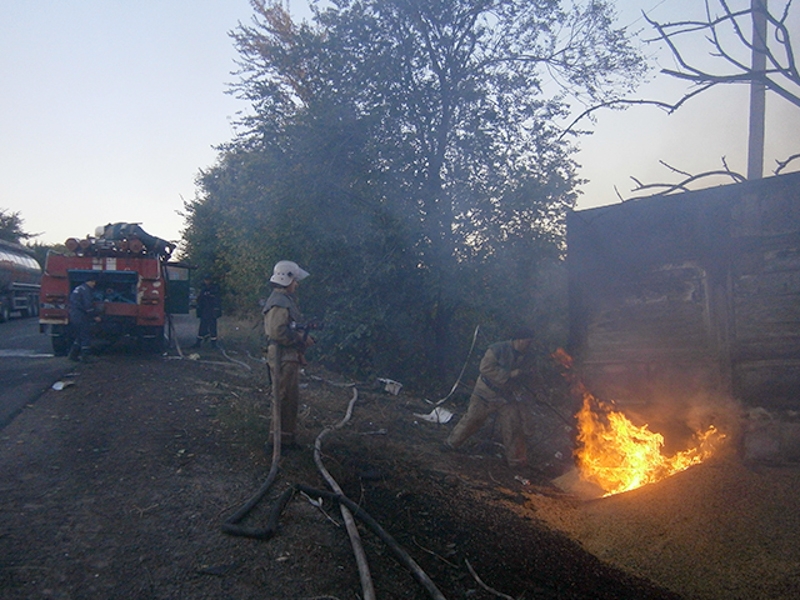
[38,223,190,355]
[0,239,42,322]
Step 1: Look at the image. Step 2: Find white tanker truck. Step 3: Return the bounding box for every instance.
[0,238,42,322]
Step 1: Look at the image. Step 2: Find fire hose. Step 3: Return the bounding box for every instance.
[221,346,283,538]
[430,324,481,406]
[220,355,448,600]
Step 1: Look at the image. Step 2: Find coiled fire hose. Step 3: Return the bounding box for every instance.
[220,359,448,600]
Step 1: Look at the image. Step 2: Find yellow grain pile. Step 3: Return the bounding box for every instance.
[524,455,800,599]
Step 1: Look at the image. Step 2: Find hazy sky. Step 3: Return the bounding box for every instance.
[2,0,798,247]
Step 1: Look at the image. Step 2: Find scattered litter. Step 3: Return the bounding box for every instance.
[51,381,75,391]
[188,353,201,360]
[301,492,324,508]
[359,428,388,436]
[514,475,531,486]
[377,378,403,395]
[412,407,454,424]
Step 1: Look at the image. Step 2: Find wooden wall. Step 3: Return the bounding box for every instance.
[568,172,800,414]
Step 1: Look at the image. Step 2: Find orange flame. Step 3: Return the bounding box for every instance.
[575,393,725,496]
[551,348,726,496]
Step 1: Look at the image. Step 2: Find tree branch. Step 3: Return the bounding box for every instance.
[643,1,800,109]
[774,152,800,174]
[625,165,747,199]
[557,88,714,140]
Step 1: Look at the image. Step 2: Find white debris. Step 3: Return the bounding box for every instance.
[412,407,454,424]
[51,381,75,391]
[377,378,403,395]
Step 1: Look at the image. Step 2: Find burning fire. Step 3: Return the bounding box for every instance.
[552,349,726,496]
[575,393,724,496]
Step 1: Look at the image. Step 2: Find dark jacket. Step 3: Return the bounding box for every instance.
[474,340,535,402]
[69,282,98,324]
[196,282,221,321]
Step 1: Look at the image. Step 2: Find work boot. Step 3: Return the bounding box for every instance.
[191,338,202,349]
[210,339,217,349]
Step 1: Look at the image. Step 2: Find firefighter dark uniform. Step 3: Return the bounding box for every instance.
[68,278,100,362]
[446,330,536,468]
[193,278,221,348]
[263,261,311,448]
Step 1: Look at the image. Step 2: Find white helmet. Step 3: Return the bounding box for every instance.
[270,260,310,286]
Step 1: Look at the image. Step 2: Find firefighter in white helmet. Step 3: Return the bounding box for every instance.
[263,260,312,451]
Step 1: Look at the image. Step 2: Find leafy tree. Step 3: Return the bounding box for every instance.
[184,0,646,387]
[0,209,33,244]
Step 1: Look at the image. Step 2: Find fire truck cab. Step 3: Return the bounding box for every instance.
[39,223,190,355]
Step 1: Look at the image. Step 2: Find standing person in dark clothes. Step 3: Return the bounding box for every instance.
[67,276,101,362]
[193,276,221,348]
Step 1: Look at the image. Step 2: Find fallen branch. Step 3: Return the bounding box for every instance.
[465,558,514,600]
[412,537,459,569]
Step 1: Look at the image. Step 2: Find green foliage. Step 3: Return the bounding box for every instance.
[182,0,645,390]
[25,242,61,269]
[0,209,33,244]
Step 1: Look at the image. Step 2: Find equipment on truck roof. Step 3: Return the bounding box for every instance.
[39,223,189,355]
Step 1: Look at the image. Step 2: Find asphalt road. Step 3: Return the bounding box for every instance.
[0,316,69,429]
[0,314,198,430]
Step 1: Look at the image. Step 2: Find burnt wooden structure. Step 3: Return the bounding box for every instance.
[568,171,800,415]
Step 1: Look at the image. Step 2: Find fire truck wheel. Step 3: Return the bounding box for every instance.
[139,326,167,354]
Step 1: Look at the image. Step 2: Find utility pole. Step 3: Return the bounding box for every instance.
[747,0,768,179]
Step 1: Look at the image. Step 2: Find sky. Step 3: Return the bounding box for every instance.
[1,0,798,248]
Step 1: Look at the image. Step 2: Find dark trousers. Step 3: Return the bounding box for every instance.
[197,317,217,340]
[70,319,92,351]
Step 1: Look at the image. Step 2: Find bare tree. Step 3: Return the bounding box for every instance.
[645,0,800,179]
[645,0,799,110]
[565,1,800,191]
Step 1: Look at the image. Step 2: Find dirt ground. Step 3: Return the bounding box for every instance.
[1,326,799,599]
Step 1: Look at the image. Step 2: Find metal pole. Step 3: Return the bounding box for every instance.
[747,0,768,180]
